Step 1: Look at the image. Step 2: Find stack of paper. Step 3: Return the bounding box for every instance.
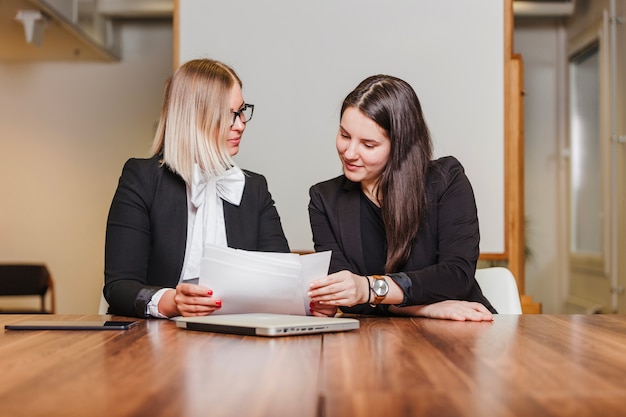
[199,245,331,316]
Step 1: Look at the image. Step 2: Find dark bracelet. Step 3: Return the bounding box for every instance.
[364,275,371,304]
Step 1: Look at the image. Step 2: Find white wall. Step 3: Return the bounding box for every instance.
[0,21,173,313]
[514,19,567,313]
[178,0,505,254]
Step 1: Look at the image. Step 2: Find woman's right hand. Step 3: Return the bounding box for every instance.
[158,283,222,317]
[308,270,369,307]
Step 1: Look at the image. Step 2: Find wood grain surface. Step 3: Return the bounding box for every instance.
[2,314,626,417]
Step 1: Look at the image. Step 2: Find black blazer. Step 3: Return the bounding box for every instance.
[104,156,290,317]
[308,156,495,314]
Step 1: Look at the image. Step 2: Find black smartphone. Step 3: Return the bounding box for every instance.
[4,320,138,331]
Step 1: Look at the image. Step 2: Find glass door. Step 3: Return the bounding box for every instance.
[566,16,613,313]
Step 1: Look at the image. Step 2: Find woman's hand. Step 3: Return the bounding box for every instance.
[309,301,338,317]
[308,270,369,307]
[158,283,222,317]
[390,300,494,322]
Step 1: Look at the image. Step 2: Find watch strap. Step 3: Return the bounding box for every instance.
[370,275,388,306]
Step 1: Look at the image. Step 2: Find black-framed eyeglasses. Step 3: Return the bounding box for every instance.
[231,104,254,126]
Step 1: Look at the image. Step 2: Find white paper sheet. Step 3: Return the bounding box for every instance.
[199,245,331,315]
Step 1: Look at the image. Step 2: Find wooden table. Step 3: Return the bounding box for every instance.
[1,314,626,417]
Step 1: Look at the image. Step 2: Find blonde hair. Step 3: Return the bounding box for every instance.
[150,59,242,183]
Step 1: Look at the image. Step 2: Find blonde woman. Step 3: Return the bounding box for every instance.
[104,59,289,318]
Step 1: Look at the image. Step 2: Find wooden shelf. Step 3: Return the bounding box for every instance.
[0,0,118,61]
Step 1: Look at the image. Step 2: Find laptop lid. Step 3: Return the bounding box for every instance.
[175,313,359,337]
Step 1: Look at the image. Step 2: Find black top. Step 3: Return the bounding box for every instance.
[360,192,386,275]
[308,156,496,314]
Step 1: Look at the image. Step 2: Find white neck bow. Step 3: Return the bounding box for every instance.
[190,165,245,208]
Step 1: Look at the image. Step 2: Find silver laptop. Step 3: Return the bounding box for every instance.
[175,313,359,337]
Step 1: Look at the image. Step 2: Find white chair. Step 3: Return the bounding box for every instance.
[98,292,109,315]
[475,267,522,314]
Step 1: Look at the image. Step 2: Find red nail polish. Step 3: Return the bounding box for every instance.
[309,301,315,308]
[215,299,222,307]
[207,290,213,296]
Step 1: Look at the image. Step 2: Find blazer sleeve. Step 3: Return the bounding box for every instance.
[397,157,492,310]
[308,159,494,313]
[104,158,186,318]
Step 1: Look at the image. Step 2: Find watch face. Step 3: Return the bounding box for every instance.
[372,278,389,296]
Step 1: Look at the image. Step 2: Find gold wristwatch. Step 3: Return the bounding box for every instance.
[370,275,389,306]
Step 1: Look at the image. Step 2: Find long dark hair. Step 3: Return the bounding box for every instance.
[341,74,433,272]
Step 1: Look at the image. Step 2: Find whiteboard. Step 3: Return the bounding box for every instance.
[178,0,504,253]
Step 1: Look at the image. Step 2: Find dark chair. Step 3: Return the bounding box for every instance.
[0,264,55,313]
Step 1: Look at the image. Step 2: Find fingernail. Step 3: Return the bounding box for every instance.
[309,301,315,308]
[207,290,213,296]
[215,299,222,307]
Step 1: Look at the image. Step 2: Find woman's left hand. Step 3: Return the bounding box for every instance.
[390,300,494,322]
